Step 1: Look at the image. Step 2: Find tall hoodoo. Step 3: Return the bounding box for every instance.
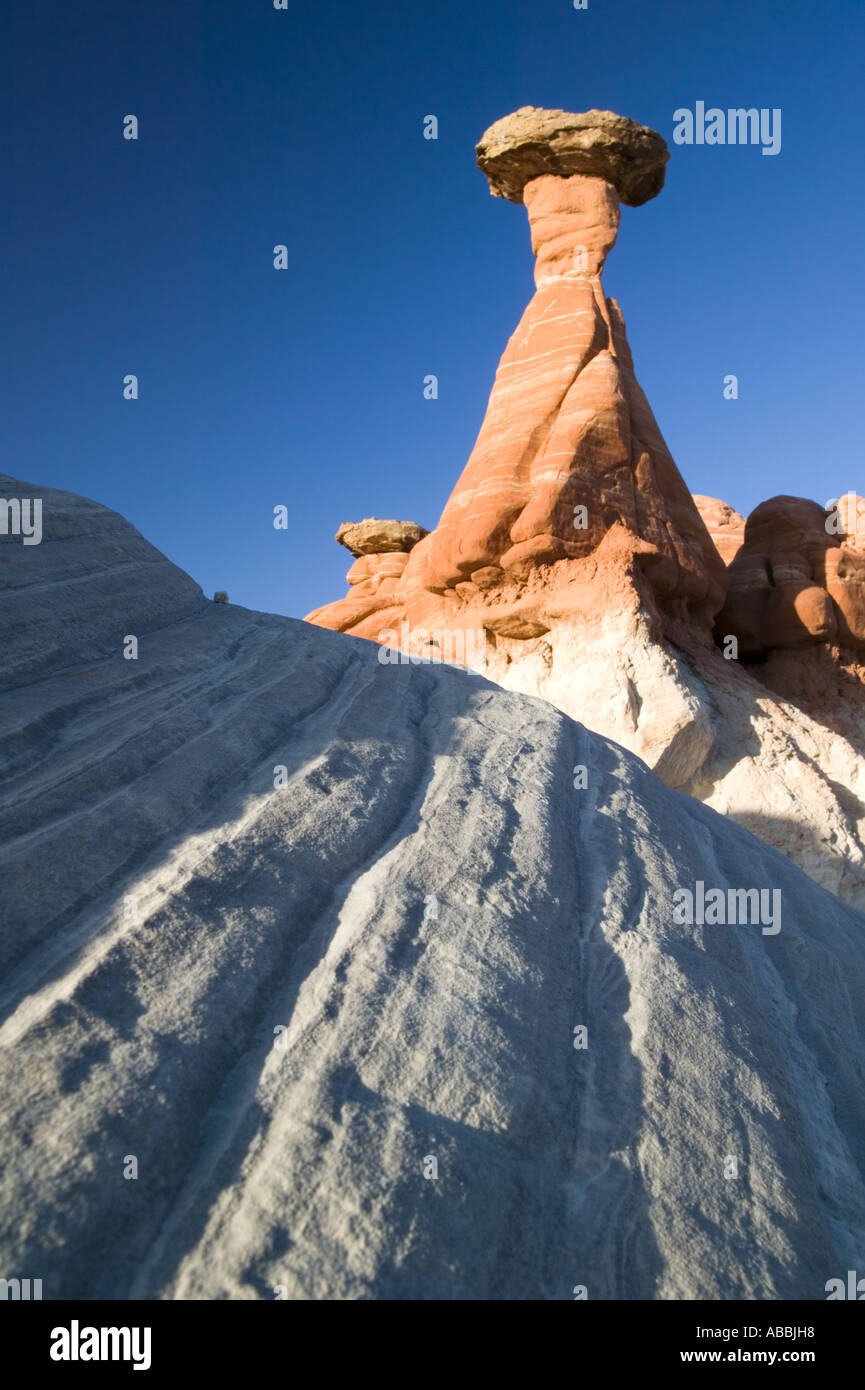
[408,107,721,614]
[306,108,727,787]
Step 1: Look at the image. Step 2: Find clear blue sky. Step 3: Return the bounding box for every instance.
[4,0,862,617]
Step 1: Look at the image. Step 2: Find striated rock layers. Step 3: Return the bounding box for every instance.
[306,109,865,910]
[307,107,728,791]
[2,475,865,1300]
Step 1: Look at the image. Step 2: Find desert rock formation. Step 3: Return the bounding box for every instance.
[2,474,865,1299]
[475,106,669,206]
[305,111,865,909]
[335,518,428,556]
[716,495,865,655]
[307,107,728,793]
[311,108,724,643]
[693,495,745,566]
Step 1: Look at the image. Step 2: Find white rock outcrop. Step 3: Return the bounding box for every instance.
[1,475,864,1300]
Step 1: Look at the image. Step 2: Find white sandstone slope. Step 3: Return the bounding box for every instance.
[1,474,865,1301]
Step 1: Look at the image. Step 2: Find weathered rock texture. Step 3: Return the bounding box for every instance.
[405,168,724,620]
[305,110,865,909]
[307,108,727,791]
[692,493,865,906]
[3,475,865,1300]
[336,518,428,557]
[716,495,865,655]
[693,495,745,566]
[476,106,669,206]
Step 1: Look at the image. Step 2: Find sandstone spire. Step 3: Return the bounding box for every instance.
[306,108,727,785]
[308,106,723,629]
[406,107,723,615]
